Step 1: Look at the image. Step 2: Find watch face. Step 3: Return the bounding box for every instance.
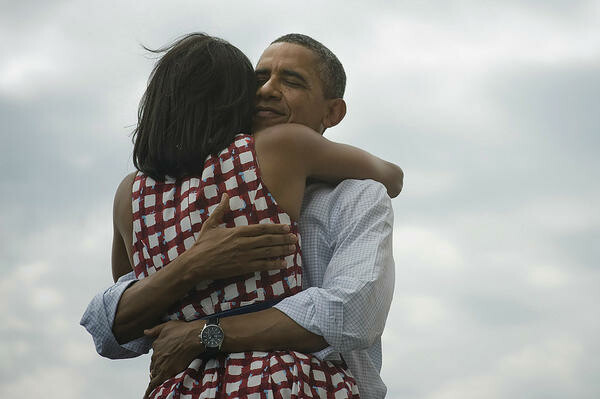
[201,325,224,348]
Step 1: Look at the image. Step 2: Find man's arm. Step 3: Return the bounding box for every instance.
[144,180,393,392]
[223,181,395,354]
[273,180,395,354]
[149,180,393,359]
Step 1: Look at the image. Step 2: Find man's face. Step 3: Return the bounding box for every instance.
[253,43,329,133]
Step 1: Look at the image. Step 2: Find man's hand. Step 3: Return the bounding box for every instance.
[142,310,329,398]
[143,320,205,399]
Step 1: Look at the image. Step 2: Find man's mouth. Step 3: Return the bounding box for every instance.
[255,106,285,118]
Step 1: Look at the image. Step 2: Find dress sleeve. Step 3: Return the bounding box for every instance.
[80,271,153,358]
[274,181,395,355]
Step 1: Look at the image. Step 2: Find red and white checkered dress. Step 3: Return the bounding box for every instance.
[132,134,360,398]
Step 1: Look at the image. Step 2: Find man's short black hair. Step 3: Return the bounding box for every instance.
[132,33,256,181]
[271,33,346,99]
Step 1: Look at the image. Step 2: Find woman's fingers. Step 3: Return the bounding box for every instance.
[244,258,288,272]
[211,257,287,280]
[243,243,297,261]
[237,233,297,250]
[235,223,290,237]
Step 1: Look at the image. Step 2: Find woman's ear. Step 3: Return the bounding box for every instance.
[322,98,347,129]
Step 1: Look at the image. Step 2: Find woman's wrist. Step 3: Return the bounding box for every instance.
[174,249,210,289]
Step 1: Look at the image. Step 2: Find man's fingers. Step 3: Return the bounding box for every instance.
[143,381,154,399]
[149,354,162,373]
[236,223,291,237]
[144,322,166,337]
[145,371,167,399]
[145,366,174,399]
[203,193,230,229]
[144,380,155,399]
[144,379,158,399]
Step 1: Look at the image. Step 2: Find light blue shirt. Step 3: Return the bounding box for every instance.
[81,179,395,399]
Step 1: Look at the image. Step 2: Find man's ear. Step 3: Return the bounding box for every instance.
[322,98,347,129]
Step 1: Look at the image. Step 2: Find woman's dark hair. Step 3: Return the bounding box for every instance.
[132,33,256,181]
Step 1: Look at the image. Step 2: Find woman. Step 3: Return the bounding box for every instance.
[112,33,402,398]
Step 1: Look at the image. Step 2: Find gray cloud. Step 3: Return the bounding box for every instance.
[1,1,599,398]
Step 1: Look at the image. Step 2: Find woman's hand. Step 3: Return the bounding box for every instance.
[143,320,205,399]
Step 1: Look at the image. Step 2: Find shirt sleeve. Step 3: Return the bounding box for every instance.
[80,271,153,359]
[274,181,395,354]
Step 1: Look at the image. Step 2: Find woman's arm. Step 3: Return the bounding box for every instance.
[112,172,136,281]
[259,124,404,197]
[110,177,298,344]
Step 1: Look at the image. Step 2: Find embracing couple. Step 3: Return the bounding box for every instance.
[82,33,402,399]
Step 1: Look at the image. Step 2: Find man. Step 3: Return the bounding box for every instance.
[81,33,396,398]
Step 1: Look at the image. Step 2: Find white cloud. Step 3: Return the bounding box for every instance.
[0,367,84,399]
[30,286,65,310]
[367,2,600,74]
[527,264,570,288]
[520,195,600,234]
[395,294,454,327]
[0,53,57,96]
[12,261,49,283]
[498,337,583,379]
[394,225,464,272]
[0,314,32,333]
[402,169,459,198]
[62,341,97,366]
[425,337,584,399]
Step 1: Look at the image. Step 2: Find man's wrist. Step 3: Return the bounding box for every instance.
[186,319,207,355]
[217,308,327,354]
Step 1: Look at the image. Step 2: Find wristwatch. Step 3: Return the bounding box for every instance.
[199,317,224,355]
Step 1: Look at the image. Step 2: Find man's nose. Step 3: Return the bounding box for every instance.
[256,77,281,100]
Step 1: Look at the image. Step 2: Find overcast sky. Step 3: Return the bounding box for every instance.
[1,1,599,398]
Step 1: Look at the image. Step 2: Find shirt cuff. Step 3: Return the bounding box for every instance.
[80,276,152,358]
[274,292,341,362]
[311,346,341,362]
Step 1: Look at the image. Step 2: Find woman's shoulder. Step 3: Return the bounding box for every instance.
[113,171,137,233]
[114,172,137,203]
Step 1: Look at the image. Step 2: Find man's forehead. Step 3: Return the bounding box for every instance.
[256,42,319,74]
